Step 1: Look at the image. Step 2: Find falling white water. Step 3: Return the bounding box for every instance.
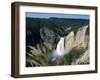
[56,37,66,56]
[49,37,67,63]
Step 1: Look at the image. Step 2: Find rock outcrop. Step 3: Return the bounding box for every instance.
[65,25,89,51]
[65,31,75,51]
[40,27,60,51]
[64,25,89,65]
[75,25,88,48]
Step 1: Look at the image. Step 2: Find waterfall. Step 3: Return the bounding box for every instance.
[56,37,65,56]
[49,37,66,64]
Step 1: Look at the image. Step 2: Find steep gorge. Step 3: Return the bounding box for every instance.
[26,18,89,67]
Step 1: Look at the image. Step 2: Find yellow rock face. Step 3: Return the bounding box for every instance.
[65,31,75,50]
[65,25,89,52]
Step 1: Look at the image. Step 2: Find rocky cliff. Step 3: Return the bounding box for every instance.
[62,25,89,65]
[26,25,89,66]
[65,25,89,51]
